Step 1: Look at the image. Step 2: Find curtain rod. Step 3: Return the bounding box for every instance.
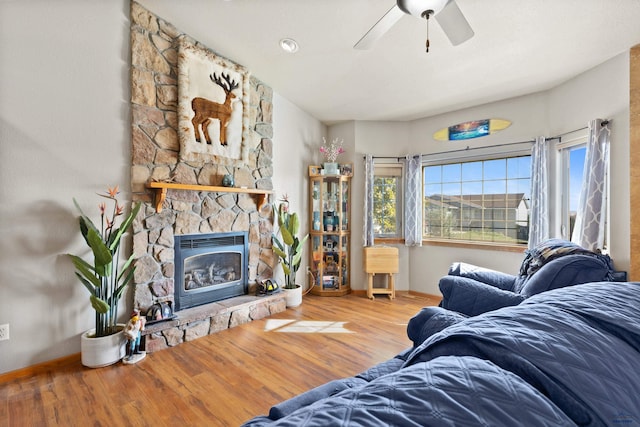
[420,139,535,159]
[364,119,610,161]
[549,119,610,141]
[364,139,534,161]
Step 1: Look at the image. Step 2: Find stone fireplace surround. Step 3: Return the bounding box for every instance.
[129,2,284,353]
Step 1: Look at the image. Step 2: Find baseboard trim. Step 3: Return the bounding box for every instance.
[407,290,442,300]
[0,353,81,383]
[349,289,441,302]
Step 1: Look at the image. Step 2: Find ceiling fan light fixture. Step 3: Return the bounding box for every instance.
[280,38,299,53]
[398,0,448,17]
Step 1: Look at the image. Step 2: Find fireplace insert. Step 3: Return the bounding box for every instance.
[174,231,248,310]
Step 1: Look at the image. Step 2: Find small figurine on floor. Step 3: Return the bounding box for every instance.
[123,309,146,365]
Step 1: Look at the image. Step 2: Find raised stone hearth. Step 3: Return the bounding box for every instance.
[143,293,286,353]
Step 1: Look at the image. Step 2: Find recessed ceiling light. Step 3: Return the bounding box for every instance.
[280,38,299,53]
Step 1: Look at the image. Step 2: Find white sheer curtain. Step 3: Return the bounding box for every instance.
[363,154,374,247]
[528,136,549,249]
[404,155,422,247]
[571,119,610,251]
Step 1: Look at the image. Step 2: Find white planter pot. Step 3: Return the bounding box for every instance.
[81,325,126,368]
[283,285,303,307]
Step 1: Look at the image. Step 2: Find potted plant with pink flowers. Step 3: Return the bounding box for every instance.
[320,137,345,175]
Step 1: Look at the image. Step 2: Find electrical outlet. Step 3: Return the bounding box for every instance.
[0,324,9,341]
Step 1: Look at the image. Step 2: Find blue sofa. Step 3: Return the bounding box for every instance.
[243,282,640,426]
[438,239,618,316]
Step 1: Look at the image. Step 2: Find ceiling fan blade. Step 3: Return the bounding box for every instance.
[354,5,405,50]
[435,0,474,46]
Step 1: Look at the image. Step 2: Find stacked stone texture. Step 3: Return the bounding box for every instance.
[129,2,280,351]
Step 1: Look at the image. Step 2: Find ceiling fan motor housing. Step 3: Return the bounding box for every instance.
[397,0,450,17]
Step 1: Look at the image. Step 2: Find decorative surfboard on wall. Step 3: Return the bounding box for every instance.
[433,119,512,141]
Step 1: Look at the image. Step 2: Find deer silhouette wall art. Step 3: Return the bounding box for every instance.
[191,72,239,146]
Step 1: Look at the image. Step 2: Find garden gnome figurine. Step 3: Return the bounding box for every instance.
[123,309,146,365]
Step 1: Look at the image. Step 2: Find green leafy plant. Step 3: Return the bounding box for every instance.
[272,196,308,289]
[67,186,142,338]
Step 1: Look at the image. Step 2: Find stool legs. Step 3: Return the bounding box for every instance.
[367,272,395,300]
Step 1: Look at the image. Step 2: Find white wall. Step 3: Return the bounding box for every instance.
[342,56,631,295]
[271,93,326,288]
[0,1,133,374]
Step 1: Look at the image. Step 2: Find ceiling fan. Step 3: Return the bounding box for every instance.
[354,0,474,51]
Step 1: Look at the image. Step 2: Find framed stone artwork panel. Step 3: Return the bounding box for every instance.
[177,36,251,164]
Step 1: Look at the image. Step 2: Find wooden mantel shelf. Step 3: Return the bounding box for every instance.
[146,181,273,213]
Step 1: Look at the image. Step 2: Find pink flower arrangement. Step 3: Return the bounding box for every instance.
[320,137,345,163]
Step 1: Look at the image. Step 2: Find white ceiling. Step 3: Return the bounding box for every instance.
[136,0,640,125]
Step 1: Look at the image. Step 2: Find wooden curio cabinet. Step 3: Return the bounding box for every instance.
[308,164,352,296]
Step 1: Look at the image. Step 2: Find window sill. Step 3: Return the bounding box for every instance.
[374,237,405,245]
[423,239,527,253]
[373,237,527,253]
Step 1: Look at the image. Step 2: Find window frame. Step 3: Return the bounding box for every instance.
[372,162,404,240]
[422,148,532,248]
[557,137,587,241]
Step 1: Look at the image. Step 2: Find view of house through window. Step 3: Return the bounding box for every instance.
[373,164,403,238]
[423,156,531,244]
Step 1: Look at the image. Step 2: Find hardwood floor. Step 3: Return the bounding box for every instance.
[0,292,439,427]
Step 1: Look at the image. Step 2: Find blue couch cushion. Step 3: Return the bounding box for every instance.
[519,254,612,297]
[439,276,526,316]
[407,306,468,346]
[518,238,606,279]
[448,262,517,291]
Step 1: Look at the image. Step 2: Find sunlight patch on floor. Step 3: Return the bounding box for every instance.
[264,319,354,334]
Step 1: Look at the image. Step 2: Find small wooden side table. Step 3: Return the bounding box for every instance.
[364,246,399,300]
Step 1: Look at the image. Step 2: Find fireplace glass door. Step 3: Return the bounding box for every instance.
[174,232,248,310]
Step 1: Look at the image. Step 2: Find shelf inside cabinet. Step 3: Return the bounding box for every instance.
[146,181,273,213]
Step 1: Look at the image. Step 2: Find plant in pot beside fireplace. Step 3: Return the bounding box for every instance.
[272,196,308,307]
[67,186,142,368]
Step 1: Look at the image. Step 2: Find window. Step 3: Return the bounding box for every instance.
[423,155,531,244]
[373,163,403,238]
[559,143,587,240]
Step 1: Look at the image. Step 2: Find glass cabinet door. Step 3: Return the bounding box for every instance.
[308,165,352,296]
[341,179,349,231]
[340,234,349,286]
[310,235,322,288]
[311,179,322,232]
[322,234,340,290]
